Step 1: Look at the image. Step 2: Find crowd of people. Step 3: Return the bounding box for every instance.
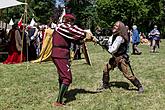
[0,20,161,64]
[0,21,87,64]
[130,25,161,54]
[0,22,55,64]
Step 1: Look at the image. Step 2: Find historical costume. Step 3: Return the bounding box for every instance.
[51,14,94,106]
[31,26,53,63]
[3,25,25,64]
[132,25,142,55]
[148,25,160,52]
[97,21,144,93]
[27,24,42,60]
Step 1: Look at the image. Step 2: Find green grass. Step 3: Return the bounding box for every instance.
[0,40,165,110]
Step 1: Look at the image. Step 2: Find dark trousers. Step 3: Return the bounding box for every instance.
[132,43,141,54]
[52,57,72,86]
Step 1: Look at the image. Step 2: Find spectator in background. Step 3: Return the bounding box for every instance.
[148,25,160,53]
[3,24,25,64]
[126,25,131,53]
[31,23,53,63]
[0,28,6,44]
[131,25,142,55]
[19,25,30,61]
[27,24,38,61]
[70,42,82,61]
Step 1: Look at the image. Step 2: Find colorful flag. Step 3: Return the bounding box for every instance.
[18,17,22,27]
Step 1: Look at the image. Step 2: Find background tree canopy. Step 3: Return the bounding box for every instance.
[1,0,56,24]
[1,0,165,38]
[96,0,165,37]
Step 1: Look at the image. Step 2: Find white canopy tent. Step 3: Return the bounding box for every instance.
[0,0,28,64]
[0,0,26,9]
[0,0,27,30]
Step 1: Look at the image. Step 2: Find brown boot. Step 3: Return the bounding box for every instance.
[138,86,144,94]
[97,72,110,91]
[130,78,144,93]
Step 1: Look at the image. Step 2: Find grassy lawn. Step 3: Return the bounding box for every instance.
[0,40,165,110]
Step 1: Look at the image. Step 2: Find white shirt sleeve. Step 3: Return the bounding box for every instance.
[108,36,124,54]
[155,30,160,35]
[108,35,113,46]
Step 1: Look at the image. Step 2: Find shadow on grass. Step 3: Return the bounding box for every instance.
[64,82,138,104]
[110,81,138,91]
[64,88,100,104]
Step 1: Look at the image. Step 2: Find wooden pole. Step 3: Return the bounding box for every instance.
[25,1,28,64]
[20,0,27,63]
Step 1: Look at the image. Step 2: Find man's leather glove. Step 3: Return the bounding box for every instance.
[83,29,98,43]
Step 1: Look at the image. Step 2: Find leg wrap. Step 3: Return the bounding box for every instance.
[130,77,142,88]
[57,84,68,103]
[102,63,111,88]
[102,72,109,86]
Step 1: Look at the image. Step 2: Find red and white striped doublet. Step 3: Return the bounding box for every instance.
[52,23,86,59]
[56,23,85,40]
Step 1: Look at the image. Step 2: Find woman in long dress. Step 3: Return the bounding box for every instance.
[3,25,25,64]
[31,25,54,63]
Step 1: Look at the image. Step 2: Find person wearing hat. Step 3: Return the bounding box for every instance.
[51,13,96,106]
[148,25,160,52]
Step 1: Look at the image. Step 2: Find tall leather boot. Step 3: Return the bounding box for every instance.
[97,72,110,90]
[52,84,68,106]
[130,78,144,93]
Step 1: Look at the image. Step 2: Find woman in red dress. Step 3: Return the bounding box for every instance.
[3,25,25,64]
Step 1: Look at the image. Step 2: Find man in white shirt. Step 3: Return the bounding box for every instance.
[97,21,144,93]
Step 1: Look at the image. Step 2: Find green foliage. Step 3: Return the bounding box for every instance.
[1,4,24,24]
[66,0,97,29]
[27,0,55,24]
[1,0,165,37]
[1,0,55,24]
[96,0,165,38]
[0,40,165,109]
[96,0,148,27]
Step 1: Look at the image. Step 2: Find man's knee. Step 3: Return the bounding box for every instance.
[124,74,135,81]
[63,78,72,86]
[103,63,113,72]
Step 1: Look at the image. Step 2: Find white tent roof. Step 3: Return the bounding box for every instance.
[0,0,26,9]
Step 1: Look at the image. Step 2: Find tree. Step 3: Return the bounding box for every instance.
[1,0,165,38]
[25,0,55,24]
[1,0,56,24]
[65,0,98,30]
[96,0,148,28]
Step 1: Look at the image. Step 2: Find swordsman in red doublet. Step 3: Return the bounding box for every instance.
[51,14,95,106]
